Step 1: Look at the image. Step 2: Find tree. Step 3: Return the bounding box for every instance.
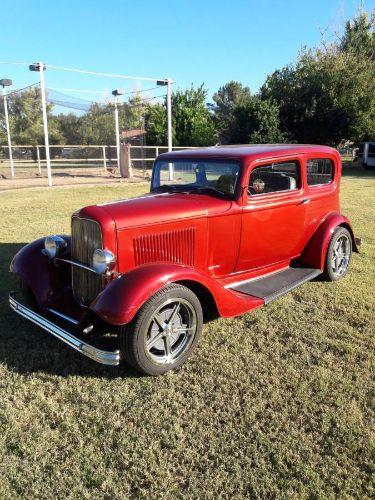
[230,95,284,144]
[340,9,375,59]
[261,8,375,145]
[54,113,83,144]
[0,87,64,145]
[211,81,251,143]
[145,85,216,146]
[144,103,166,145]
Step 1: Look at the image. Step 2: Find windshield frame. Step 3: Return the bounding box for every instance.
[150,158,242,200]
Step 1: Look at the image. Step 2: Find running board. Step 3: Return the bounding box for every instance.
[230,267,322,304]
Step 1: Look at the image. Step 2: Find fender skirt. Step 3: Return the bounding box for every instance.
[90,263,264,326]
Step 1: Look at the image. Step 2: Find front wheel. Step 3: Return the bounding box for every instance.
[118,284,203,375]
[322,227,352,281]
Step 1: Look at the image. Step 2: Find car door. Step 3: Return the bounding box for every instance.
[235,156,307,272]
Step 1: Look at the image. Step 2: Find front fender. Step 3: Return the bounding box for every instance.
[10,236,71,307]
[301,213,358,270]
[90,263,264,325]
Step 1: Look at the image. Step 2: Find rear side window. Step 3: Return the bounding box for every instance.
[249,161,300,195]
[306,158,334,185]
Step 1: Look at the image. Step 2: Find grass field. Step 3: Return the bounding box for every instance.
[0,169,374,499]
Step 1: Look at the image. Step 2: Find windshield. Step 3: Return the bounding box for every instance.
[151,159,240,198]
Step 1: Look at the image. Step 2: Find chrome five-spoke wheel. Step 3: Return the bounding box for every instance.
[119,284,203,375]
[146,298,197,365]
[331,234,351,277]
[323,227,352,281]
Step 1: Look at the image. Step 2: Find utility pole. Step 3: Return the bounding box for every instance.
[157,78,173,179]
[112,89,123,171]
[29,62,52,187]
[0,79,14,179]
[166,78,172,153]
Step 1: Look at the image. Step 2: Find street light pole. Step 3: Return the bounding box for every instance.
[30,62,52,187]
[0,79,14,179]
[112,89,123,171]
[166,78,172,153]
[157,78,173,180]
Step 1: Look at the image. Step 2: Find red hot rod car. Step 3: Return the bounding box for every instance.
[10,145,359,375]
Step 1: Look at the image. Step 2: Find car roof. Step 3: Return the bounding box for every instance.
[157,144,338,162]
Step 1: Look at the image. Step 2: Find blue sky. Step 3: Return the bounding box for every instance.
[0,0,370,106]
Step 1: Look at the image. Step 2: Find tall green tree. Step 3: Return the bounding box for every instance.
[211,81,251,143]
[0,87,63,145]
[230,95,284,144]
[261,8,375,144]
[145,85,216,146]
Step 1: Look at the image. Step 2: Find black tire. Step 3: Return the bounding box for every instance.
[118,284,203,376]
[322,227,352,281]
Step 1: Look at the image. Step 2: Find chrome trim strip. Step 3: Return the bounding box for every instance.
[55,257,100,274]
[47,308,80,325]
[9,293,121,366]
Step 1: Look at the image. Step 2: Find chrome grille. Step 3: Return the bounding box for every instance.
[71,217,104,305]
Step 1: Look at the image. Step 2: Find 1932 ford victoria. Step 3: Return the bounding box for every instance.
[9,145,360,375]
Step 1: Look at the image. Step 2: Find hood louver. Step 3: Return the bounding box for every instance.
[133,227,195,267]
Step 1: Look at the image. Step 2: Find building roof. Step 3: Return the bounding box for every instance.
[120,129,146,139]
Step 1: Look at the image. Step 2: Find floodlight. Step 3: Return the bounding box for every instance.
[29,63,45,72]
[0,79,12,87]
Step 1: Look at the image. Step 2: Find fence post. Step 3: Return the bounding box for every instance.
[36,146,41,174]
[155,146,159,159]
[102,146,107,172]
[119,144,133,178]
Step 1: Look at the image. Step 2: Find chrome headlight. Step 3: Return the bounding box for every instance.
[44,235,67,259]
[92,249,115,274]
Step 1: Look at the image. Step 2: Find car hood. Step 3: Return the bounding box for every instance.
[92,192,233,229]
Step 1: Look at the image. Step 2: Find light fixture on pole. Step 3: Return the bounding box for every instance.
[112,89,123,171]
[29,62,52,187]
[0,78,15,179]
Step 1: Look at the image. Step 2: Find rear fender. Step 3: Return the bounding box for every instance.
[300,213,358,270]
[10,236,71,307]
[90,263,264,325]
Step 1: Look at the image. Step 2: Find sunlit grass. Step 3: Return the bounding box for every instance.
[0,172,374,498]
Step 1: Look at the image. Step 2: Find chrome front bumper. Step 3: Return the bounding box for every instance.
[9,292,121,366]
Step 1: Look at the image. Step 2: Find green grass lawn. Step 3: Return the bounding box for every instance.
[0,172,374,499]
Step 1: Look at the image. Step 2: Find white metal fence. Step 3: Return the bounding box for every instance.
[0,144,197,185]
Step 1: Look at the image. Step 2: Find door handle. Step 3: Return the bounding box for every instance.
[299,198,311,205]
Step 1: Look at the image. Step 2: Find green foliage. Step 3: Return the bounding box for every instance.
[144,103,167,145]
[211,81,252,143]
[227,95,284,144]
[0,87,64,145]
[0,174,374,498]
[53,113,83,144]
[145,85,216,146]
[261,9,375,145]
[340,9,375,59]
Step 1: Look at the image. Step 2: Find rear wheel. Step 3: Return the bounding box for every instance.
[118,284,203,375]
[322,227,352,281]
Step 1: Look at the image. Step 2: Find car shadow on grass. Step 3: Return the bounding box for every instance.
[0,242,140,379]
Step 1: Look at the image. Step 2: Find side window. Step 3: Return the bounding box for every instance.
[249,161,300,195]
[306,158,334,186]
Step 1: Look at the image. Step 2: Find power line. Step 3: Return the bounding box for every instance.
[45,85,159,96]
[46,64,171,83]
[6,82,40,96]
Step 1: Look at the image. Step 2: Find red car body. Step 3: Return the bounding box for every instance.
[10,145,359,368]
